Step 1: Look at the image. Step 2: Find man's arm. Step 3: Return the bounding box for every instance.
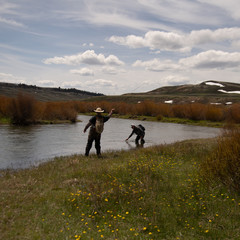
[104,109,115,123]
[126,130,134,141]
[83,122,91,133]
[107,108,115,117]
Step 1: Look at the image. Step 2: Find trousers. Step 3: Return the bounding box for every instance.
[85,127,101,156]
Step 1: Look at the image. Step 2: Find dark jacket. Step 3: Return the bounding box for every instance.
[128,125,145,139]
[89,115,110,126]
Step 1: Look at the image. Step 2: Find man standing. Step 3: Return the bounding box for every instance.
[84,107,114,156]
[125,124,145,146]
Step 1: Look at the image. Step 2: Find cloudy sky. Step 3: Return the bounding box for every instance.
[1,0,240,95]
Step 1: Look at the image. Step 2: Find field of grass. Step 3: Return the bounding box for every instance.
[1,137,240,240]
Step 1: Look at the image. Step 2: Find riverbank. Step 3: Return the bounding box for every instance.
[113,114,225,128]
[80,112,225,128]
[0,113,224,127]
[1,138,240,239]
[0,117,81,125]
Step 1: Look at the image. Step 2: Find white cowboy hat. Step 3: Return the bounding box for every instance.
[94,107,104,113]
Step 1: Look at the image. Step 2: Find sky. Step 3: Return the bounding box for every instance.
[1,0,240,95]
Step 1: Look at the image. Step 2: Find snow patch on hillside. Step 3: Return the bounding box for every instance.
[205,81,224,87]
[218,89,240,94]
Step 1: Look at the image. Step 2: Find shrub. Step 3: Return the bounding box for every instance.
[184,103,205,121]
[227,104,240,123]
[201,128,240,192]
[9,93,37,125]
[205,104,224,122]
[0,96,11,117]
[42,102,78,122]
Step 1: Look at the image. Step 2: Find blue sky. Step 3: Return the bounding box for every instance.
[1,0,240,95]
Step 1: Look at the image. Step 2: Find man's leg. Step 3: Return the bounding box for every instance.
[95,133,101,156]
[85,132,94,156]
[140,133,145,145]
[135,135,140,145]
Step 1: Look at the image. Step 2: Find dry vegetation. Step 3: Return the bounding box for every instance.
[201,128,240,192]
[1,94,240,125]
[0,94,78,124]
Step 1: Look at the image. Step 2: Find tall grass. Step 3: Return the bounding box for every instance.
[201,127,240,192]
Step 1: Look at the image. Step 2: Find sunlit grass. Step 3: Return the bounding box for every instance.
[1,138,240,239]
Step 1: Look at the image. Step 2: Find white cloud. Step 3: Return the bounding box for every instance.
[232,40,240,49]
[83,78,118,94]
[189,28,240,45]
[0,72,25,83]
[101,66,118,75]
[109,31,190,52]
[133,59,180,71]
[61,81,83,90]
[162,75,190,86]
[109,28,240,52]
[43,50,124,66]
[179,50,240,69]
[37,80,55,87]
[132,50,240,74]
[86,79,117,88]
[70,67,94,76]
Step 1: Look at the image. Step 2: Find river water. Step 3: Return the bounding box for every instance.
[0,115,221,169]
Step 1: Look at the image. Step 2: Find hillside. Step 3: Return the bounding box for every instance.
[0,82,104,102]
[1,80,240,104]
[147,80,240,95]
[89,80,240,104]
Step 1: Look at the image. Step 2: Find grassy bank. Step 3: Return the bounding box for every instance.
[112,114,224,128]
[0,113,223,127]
[1,138,240,240]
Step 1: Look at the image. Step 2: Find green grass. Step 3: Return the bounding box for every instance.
[0,116,11,124]
[113,114,224,128]
[1,139,240,239]
[1,113,223,127]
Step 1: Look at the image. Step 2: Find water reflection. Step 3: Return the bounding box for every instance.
[0,115,221,169]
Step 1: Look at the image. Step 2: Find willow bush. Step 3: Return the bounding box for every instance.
[1,94,240,124]
[9,93,38,125]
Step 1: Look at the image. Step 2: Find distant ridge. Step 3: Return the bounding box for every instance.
[0,82,104,102]
[146,80,240,95]
[1,80,240,104]
[113,80,240,104]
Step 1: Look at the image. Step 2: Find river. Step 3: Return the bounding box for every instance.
[0,115,221,169]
